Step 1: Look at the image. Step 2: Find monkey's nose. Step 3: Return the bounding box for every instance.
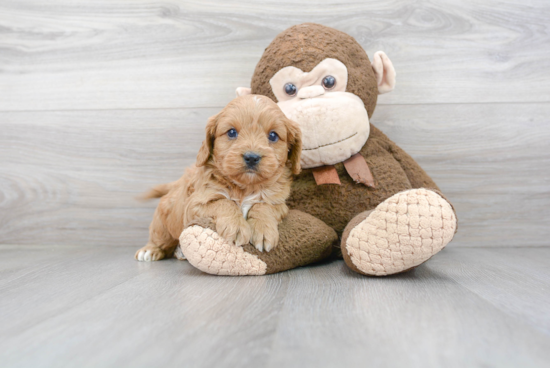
[243,152,262,168]
[297,85,325,99]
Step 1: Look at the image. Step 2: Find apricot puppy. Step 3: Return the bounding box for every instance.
[135,95,302,261]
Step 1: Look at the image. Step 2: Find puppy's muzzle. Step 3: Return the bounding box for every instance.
[243,152,262,169]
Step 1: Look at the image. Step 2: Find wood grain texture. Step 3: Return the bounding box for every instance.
[1,0,550,111]
[1,246,549,367]
[374,103,550,246]
[1,103,549,247]
[0,108,214,247]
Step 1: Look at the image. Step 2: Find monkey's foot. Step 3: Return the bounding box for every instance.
[178,210,336,276]
[179,225,268,275]
[341,189,457,276]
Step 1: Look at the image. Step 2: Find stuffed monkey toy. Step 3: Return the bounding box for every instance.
[177,23,457,276]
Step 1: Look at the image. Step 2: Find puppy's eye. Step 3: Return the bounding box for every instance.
[284,83,297,96]
[268,131,279,143]
[227,128,238,139]
[322,75,336,90]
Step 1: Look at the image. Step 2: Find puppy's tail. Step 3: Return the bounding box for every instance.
[137,183,172,201]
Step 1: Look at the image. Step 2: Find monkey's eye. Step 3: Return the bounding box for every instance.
[227,128,238,139]
[284,83,297,96]
[322,75,336,90]
[268,131,279,143]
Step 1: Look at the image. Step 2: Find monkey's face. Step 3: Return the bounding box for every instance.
[269,58,370,169]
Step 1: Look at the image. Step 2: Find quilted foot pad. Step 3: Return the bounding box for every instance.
[179,225,267,276]
[344,189,457,276]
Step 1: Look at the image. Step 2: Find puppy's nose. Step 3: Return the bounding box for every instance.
[243,152,262,168]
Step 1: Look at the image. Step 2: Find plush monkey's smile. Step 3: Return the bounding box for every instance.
[276,92,369,168]
[302,132,357,151]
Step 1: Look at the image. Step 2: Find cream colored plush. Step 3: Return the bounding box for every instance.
[346,189,456,276]
[371,51,396,95]
[180,225,268,276]
[278,93,369,168]
[270,59,349,102]
[270,58,370,169]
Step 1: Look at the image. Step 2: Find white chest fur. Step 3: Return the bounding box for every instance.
[218,191,262,220]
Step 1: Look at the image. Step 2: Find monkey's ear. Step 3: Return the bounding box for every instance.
[196,113,219,167]
[285,118,302,175]
[235,87,252,97]
[371,51,396,95]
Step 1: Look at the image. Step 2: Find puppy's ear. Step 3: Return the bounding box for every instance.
[196,113,219,167]
[285,118,302,175]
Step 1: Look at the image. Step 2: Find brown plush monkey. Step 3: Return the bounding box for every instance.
[177,23,457,276]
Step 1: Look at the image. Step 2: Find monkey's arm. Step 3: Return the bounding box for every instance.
[368,124,440,191]
[387,142,441,191]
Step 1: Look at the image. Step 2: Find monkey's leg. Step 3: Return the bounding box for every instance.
[178,210,337,275]
[341,188,457,276]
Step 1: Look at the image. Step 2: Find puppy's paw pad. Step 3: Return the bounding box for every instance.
[235,224,252,247]
[249,217,279,253]
[135,248,164,262]
[252,241,264,252]
[137,250,149,261]
[216,216,251,246]
[264,242,275,252]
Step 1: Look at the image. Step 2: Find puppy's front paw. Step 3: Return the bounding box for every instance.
[216,216,251,247]
[248,218,279,252]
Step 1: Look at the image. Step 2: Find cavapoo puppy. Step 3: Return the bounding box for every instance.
[135,95,302,262]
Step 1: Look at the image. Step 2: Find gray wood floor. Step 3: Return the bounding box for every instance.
[1,246,549,368]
